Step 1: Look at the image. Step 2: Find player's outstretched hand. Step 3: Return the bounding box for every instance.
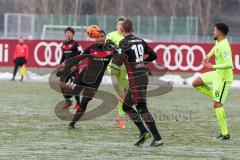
[203,56,209,63]
[56,70,63,77]
[59,81,67,90]
[202,61,213,69]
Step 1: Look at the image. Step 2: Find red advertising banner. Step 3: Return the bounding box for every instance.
[0,39,240,74]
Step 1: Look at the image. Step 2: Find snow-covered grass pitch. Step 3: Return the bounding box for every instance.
[1,80,240,160]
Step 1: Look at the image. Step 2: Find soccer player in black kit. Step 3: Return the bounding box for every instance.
[119,19,164,147]
[58,27,82,110]
[59,30,119,129]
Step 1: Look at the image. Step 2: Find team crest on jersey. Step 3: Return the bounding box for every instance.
[224,52,229,57]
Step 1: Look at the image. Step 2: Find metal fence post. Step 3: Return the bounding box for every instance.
[18,14,21,38]
[195,17,198,42]
[31,14,35,39]
[154,16,157,41]
[187,16,190,42]
[170,16,174,42]
[4,14,8,38]
[68,14,71,25]
[86,15,89,26]
[137,15,140,36]
[103,15,106,32]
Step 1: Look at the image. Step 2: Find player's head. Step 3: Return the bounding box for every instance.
[120,19,134,34]
[214,23,229,40]
[116,16,125,32]
[65,26,75,40]
[96,30,106,44]
[19,37,24,44]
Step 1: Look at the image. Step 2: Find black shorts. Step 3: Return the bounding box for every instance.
[14,57,26,66]
[63,71,101,99]
[124,73,148,106]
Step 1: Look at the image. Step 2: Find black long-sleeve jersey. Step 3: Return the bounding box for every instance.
[61,43,118,88]
[119,34,157,83]
[60,39,82,65]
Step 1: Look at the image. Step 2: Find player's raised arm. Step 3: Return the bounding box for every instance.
[203,46,216,63]
[207,46,216,58]
[59,54,65,65]
[60,49,90,82]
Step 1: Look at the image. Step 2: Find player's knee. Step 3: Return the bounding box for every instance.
[192,80,198,88]
[192,77,204,88]
[136,103,148,114]
[192,79,200,88]
[214,101,223,108]
[64,94,73,99]
[122,103,132,113]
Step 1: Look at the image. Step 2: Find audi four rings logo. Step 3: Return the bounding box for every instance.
[153,44,206,71]
[34,42,62,66]
[34,42,206,71]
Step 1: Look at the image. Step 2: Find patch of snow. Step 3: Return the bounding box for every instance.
[0,72,240,88]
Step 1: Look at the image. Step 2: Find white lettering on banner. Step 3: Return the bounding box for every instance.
[153,44,206,71]
[0,44,9,63]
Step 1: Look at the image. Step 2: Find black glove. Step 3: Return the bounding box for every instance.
[56,70,63,77]
[56,65,64,77]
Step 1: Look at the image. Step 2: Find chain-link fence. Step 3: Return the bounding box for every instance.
[2,13,202,42]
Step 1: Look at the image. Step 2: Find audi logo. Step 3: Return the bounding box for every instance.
[34,42,84,66]
[153,44,206,71]
[34,42,62,66]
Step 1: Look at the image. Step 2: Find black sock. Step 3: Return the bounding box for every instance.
[71,97,90,124]
[123,104,148,134]
[12,64,19,80]
[74,95,80,105]
[136,103,162,140]
[71,106,86,124]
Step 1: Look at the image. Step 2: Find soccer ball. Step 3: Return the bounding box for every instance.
[86,25,101,38]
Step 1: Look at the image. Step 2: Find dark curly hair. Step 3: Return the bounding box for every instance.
[65,26,75,35]
[215,23,229,35]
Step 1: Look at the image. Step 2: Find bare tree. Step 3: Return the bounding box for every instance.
[72,0,83,25]
[118,0,124,16]
[2,0,230,38]
[195,0,223,38]
[39,0,49,14]
[169,0,178,16]
[145,0,155,16]
[51,0,64,14]
[14,0,36,13]
[95,0,108,15]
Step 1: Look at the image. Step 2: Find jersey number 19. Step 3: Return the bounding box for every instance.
[131,44,144,62]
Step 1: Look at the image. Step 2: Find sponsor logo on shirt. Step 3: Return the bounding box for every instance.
[224,52,229,57]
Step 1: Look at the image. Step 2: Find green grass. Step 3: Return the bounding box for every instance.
[0,81,240,160]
